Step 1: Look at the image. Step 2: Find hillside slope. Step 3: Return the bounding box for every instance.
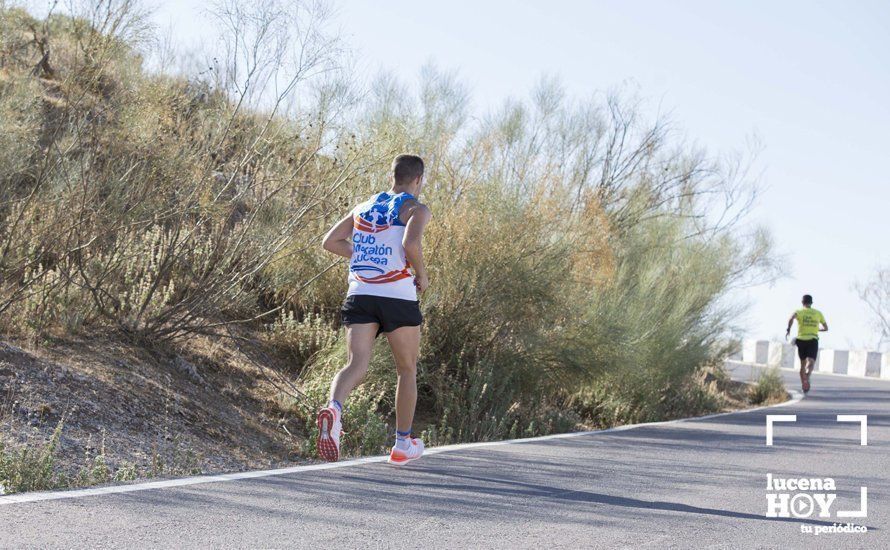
[1,335,309,490]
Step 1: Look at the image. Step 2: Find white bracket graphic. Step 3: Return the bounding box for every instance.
[836,414,868,445]
[837,487,868,518]
[764,414,869,519]
[765,415,797,446]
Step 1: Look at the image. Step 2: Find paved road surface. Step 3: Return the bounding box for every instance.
[2,364,887,549]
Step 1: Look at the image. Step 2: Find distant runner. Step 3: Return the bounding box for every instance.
[786,294,828,394]
[316,154,431,465]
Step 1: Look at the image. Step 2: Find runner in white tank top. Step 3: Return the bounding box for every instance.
[347,191,417,301]
[316,154,432,465]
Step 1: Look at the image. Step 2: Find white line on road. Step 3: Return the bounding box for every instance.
[0,386,804,506]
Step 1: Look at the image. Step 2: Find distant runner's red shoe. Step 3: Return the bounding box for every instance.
[388,437,424,465]
[802,378,811,393]
[316,407,342,462]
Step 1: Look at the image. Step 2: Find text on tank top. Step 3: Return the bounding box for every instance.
[347,191,417,300]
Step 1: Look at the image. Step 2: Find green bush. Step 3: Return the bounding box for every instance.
[0,421,154,494]
[749,368,787,405]
[0,420,65,494]
[113,461,138,482]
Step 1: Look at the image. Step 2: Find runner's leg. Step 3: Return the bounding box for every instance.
[330,323,379,404]
[798,342,815,392]
[805,356,816,390]
[386,325,421,433]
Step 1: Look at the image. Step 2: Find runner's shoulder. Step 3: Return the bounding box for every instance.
[401,199,431,222]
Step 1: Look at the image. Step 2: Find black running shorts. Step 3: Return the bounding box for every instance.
[796,338,819,361]
[341,294,422,336]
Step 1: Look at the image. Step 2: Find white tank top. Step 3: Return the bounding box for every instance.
[347,191,417,301]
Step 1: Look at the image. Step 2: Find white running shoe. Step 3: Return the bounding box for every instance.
[388,437,424,465]
[316,407,342,462]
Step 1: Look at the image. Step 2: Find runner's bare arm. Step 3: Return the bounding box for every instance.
[820,321,829,332]
[401,203,432,293]
[322,214,355,259]
[786,312,796,337]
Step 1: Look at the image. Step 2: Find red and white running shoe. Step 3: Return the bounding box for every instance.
[316,407,342,462]
[388,437,424,466]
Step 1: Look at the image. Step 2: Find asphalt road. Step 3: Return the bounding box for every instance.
[2,364,888,549]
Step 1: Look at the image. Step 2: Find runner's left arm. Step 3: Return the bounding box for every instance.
[322,214,355,259]
[402,203,432,294]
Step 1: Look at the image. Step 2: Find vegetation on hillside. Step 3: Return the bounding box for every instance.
[748,368,788,406]
[0,1,778,491]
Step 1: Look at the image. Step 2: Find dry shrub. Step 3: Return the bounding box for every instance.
[1,3,777,451]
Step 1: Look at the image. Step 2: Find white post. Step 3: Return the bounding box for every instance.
[848,350,868,377]
[881,353,890,380]
[832,350,850,375]
[768,342,794,369]
[816,348,834,373]
[755,340,769,364]
[767,341,780,366]
[742,339,758,363]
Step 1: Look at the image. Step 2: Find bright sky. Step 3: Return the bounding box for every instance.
[147,0,890,350]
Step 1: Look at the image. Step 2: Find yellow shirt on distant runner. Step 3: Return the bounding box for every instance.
[795,308,825,341]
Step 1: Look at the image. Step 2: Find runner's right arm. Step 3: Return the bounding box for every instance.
[786,312,796,338]
[322,214,355,259]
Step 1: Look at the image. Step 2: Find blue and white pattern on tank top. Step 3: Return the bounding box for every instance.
[347,191,417,300]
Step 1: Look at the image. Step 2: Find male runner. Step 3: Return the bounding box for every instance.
[786,294,828,394]
[316,154,431,465]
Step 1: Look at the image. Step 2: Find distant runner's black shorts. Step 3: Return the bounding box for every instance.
[341,294,422,336]
[795,338,819,361]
